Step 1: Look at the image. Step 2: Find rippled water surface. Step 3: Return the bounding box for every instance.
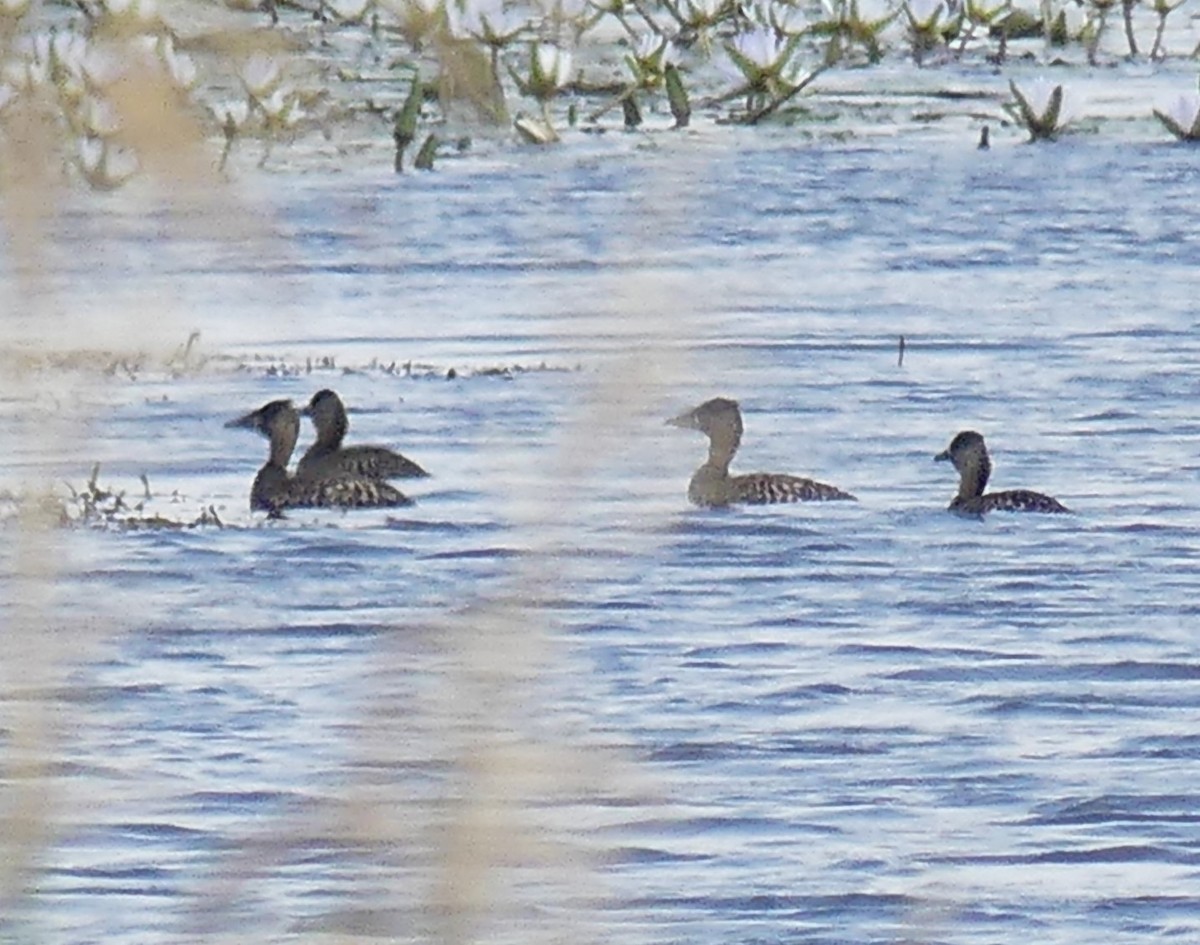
[4,133,1200,944]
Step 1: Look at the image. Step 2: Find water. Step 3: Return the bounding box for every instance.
[4,131,1200,944]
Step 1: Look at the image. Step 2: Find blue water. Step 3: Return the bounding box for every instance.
[4,133,1200,944]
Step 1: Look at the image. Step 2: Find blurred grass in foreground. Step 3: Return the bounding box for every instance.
[0,4,695,943]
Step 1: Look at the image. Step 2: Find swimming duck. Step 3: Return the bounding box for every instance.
[226,400,413,515]
[935,430,1070,515]
[298,389,428,482]
[667,397,856,508]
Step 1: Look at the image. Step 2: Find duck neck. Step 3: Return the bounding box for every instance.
[703,418,741,476]
[956,451,991,501]
[268,414,299,470]
[315,410,347,451]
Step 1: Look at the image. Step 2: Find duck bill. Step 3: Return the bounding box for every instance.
[225,408,263,431]
[934,449,951,462]
[666,409,697,430]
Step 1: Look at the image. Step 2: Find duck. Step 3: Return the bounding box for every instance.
[935,430,1070,515]
[667,397,856,508]
[226,400,413,515]
[298,389,428,481]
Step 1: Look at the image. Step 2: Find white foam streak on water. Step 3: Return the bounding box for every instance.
[3,136,1200,943]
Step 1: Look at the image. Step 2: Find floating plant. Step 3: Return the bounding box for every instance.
[590,33,680,126]
[0,0,1198,182]
[510,42,573,143]
[393,73,423,170]
[810,0,897,66]
[720,24,825,124]
[1007,78,1068,142]
[1153,91,1200,142]
[903,0,959,65]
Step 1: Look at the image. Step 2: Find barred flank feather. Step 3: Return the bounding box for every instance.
[954,489,1070,515]
[307,476,412,509]
[731,473,856,504]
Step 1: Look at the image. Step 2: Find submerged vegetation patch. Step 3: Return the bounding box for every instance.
[238,352,581,380]
[0,463,224,531]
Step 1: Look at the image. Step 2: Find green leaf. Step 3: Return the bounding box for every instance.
[723,40,761,85]
[414,133,438,169]
[665,63,691,128]
[1041,83,1063,135]
[1008,79,1038,131]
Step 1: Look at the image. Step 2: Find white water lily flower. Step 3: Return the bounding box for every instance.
[626,32,679,84]
[634,32,679,65]
[635,32,661,59]
[1153,91,1200,141]
[211,99,251,130]
[78,136,139,188]
[1165,92,1199,131]
[964,0,1008,24]
[258,87,290,118]
[20,31,51,64]
[81,44,125,88]
[83,95,121,136]
[684,0,725,20]
[535,43,571,89]
[258,88,305,127]
[50,31,89,78]
[78,135,104,171]
[906,0,943,26]
[731,25,788,70]
[1009,78,1070,140]
[159,36,197,89]
[3,55,47,90]
[1016,77,1067,119]
[240,52,282,98]
[448,0,528,44]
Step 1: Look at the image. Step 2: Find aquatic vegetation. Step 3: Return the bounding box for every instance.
[1081,0,1118,64]
[1148,0,1188,59]
[724,26,803,110]
[0,0,1196,178]
[1153,91,1200,141]
[588,33,685,127]
[393,73,424,168]
[903,0,959,64]
[1007,77,1069,141]
[77,135,139,189]
[58,465,222,531]
[809,0,897,65]
[511,41,573,141]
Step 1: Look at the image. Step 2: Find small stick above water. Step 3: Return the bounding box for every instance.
[898,335,906,367]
